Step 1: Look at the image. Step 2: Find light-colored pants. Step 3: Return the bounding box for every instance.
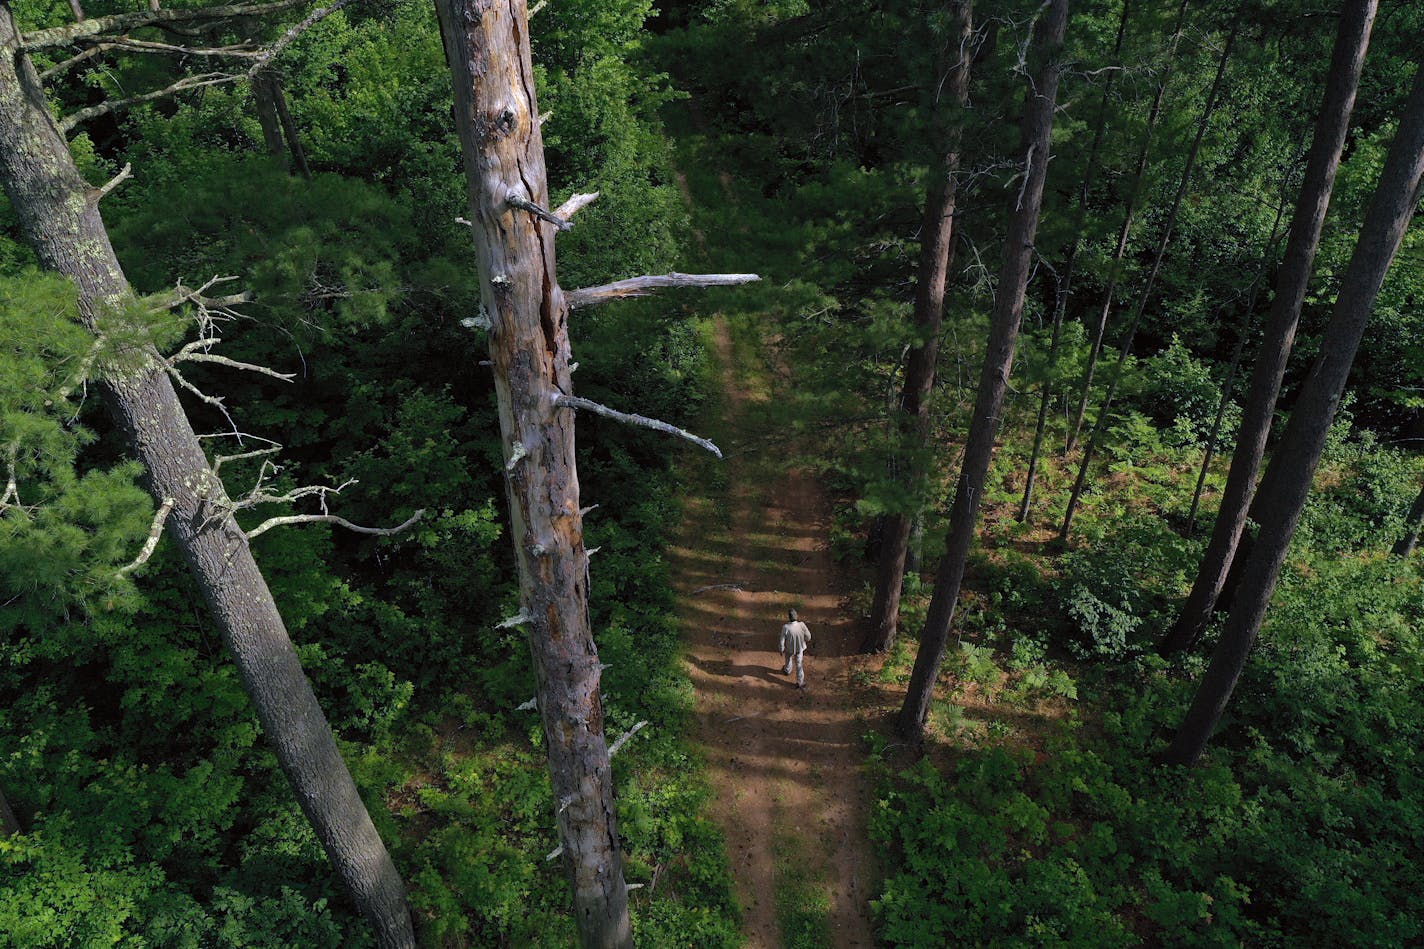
[781,650,805,686]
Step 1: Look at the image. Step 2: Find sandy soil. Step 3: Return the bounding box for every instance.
[669,319,878,948]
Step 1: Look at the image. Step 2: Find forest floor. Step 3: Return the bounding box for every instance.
[669,314,879,948]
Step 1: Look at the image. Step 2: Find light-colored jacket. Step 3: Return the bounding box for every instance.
[780,620,812,656]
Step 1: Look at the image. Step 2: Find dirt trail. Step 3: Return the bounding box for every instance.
[670,319,877,948]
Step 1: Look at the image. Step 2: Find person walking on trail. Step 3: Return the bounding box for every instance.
[779,609,812,689]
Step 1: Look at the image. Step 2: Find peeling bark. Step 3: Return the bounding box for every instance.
[432,0,632,945]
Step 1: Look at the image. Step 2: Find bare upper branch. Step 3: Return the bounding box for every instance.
[22,0,307,51]
[245,508,425,541]
[60,72,243,132]
[566,272,760,309]
[116,497,176,576]
[554,394,723,458]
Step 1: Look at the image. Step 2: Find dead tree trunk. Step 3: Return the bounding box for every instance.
[1161,60,1424,767]
[1018,0,1130,522]
[1059,23,1235,541]
[863,0,973,655]
[1392,479,1424,557]
[1065,0,1189,453]
[897,0,1068,740]
[0,7,414,946]
[1160,0,1375,654]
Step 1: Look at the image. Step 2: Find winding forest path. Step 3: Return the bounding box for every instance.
[670,317,878,948]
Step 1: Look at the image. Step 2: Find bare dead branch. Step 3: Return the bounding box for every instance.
[211,444,281,479]
[116,497,175,575]
[607,720,649,758]
[507,192,572,232]
[554,191,599,222]
[23,0,307,51]
[566,272,761,309]
[169,338,296,381]
[60,72,243,132]
[529,0,548,15]
[554,394,722,458]
[38,44,108,80]
[104,35,264,59]
[94,162,131,201]
[245,508,424,541]
[248,0,354,77]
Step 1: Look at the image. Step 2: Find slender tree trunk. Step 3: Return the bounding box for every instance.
[251,71,290,172]
[1065,0,1189,454]
[897,0,1069,740]
[0,785,19,836]
[1161,60,1424,767]
[1186,199,1290,534]
[1160,0,1376,654]
[432,1,632,945]
[1059,24,1236,541]
[0,8,414,946]
[1392,480,1424,556]
[270,76,312,180]
[1018,0,1130,523]
[863,0,973,654]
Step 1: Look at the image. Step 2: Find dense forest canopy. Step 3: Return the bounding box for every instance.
[1,0,1422,946]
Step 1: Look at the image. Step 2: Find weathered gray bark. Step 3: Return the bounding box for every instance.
[1161,0,1375,653]
[1392,480,1424,557]
[1065,0,1188,454]
[432,0,632,945]
[1059,23,1235,541]
[897,0,1068,740]
[864,0,972,655]
[1160,59,1424,768]
[0,7,414,945]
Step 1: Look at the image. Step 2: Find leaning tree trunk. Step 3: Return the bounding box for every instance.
[1159,0,1376,654]
[897,0,1069,740]
[251,71,289,171]
[433,1,632,944]
[1018,0,1130,522]
[1059,23,1235,541]
[863,0,973,655]
[1160,59,1424,768]
[1392,479,1424,557]
[0,8,414,947]
[1065,0,1189,454]
[269,74,312,181]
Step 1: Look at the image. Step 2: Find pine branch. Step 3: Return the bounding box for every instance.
[565,272,760,309]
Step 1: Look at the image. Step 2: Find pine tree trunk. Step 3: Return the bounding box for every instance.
[1018,0,1130,522]
[1065,0,1189,454]
[1059,24,1235,541]
[897,0,1068,740]
[270,75,312,180]
[432,1,632,945]
[0,9,414,946]
[251,71,289,171]
[0,785,18,837]
[863,0,973,654]
[1160,0,1375,654]
[1392,480,1424,557]
[1160,60,1424,768]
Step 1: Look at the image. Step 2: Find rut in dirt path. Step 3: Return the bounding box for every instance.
[670,319,877,949]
